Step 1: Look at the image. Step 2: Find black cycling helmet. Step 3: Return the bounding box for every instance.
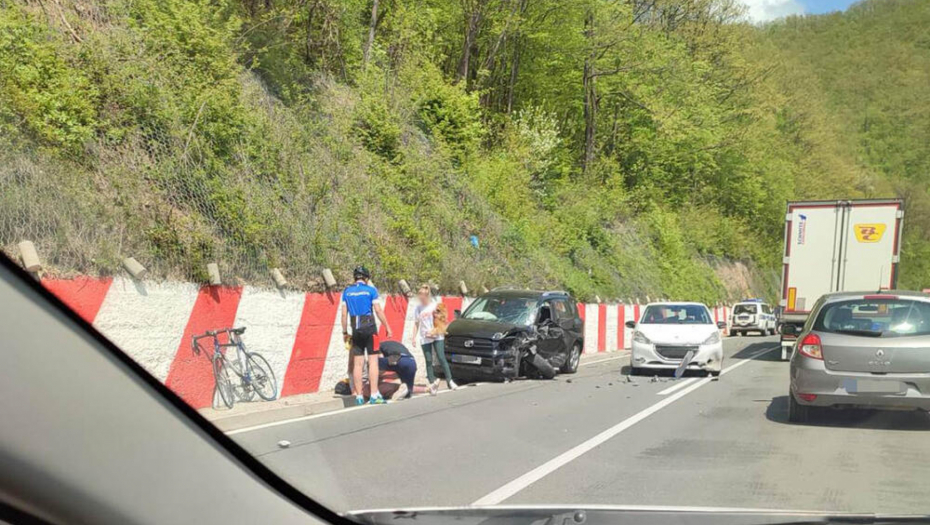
[353,265,371,280]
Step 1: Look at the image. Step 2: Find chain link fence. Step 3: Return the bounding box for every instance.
[0,74,371,290]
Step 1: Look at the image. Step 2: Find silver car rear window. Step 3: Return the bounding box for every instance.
[812,298,930,338]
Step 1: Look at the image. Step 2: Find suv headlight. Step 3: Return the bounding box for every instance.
[633,331,651,344]
[702,331,721,345]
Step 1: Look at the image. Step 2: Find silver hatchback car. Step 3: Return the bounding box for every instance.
[788,290,930,423]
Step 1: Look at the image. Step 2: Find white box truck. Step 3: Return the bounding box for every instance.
[779,199,904,359]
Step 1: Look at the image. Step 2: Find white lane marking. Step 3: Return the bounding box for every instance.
[230,351,630,435]
[656,377,699,396]
[226,383,477,436]
[471,345,777,506]
[580,352,629,367]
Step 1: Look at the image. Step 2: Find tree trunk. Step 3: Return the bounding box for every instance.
[506,43,520,113]
[363,0,379,65]
[456,3,482,84]
[582,10,597,173]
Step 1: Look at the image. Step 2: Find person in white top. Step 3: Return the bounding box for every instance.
[414,285,458,394]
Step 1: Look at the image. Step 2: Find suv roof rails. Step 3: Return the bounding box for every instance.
[541,290,570,297]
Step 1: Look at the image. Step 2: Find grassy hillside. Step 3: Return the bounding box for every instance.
[0,0,925,299]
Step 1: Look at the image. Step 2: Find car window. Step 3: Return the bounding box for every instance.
[5,0,928,520]
[733,304,757,315]
[551,299,569,320]
[641,304,712,325]
[813,298,930,337]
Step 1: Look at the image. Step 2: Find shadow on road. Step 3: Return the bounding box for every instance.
[766,395,930,430]
[731,340,782,361]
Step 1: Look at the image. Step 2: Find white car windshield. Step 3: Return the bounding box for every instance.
[641,305,712,325]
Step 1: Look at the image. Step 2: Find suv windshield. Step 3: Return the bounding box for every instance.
[462,295,539,325]
[641,304,712,325]
[813,298,930,337]
[734,304,758,315]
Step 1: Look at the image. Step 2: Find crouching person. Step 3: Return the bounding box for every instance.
[340,340,418,401]
[377,340,417,401]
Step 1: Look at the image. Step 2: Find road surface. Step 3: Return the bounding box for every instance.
[230,337,930,514]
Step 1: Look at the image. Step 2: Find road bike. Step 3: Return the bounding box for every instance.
[192,327,277,409]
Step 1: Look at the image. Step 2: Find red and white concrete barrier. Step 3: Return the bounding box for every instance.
[42,276,731,409]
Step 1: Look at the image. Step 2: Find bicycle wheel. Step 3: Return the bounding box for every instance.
[213,356,235,409]
[227,357,255,402]
[246,352,277,401]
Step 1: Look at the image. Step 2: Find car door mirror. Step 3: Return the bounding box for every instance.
[454,309,462,318]
[625,320,636,329]
[717,321,727,329]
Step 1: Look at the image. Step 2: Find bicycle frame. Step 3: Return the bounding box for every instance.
[192,327,276,408]
[193,329,250,380]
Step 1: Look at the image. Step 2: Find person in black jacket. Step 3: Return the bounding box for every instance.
[377,340,417,400]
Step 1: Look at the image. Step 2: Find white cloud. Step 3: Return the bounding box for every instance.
[740,0,806,22]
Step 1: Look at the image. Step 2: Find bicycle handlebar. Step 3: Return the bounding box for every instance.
[191,327,247,343]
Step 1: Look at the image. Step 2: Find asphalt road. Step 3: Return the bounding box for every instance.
[230,336,930,515]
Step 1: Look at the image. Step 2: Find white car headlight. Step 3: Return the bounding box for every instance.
[633,331,651,344]
[702,331,721,345]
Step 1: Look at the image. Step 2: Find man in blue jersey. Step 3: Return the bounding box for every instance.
[341,266,393,405]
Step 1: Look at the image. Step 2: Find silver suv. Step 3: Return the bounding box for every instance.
[788,290,930,423]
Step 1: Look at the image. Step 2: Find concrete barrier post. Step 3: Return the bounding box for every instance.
[122,257,147,279]
[17,240,42,272]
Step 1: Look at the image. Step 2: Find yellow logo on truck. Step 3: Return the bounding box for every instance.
[854,223,886,243]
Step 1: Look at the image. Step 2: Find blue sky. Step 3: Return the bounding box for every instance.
[741,0,859,22]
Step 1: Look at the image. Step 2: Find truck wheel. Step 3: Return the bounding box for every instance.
[729,329,736,337]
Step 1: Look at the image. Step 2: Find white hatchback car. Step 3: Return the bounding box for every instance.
[626,302,726,376]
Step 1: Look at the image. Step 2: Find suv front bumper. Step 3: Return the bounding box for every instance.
[439,349,520,381]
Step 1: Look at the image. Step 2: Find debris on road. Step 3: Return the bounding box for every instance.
[277,440,291,449]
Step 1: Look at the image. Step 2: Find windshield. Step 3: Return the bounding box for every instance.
[813,298,930,337]
[461,296,538,325]
[641,304,712,325]
[5,0,930,518]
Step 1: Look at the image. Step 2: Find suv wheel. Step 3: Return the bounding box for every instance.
[560,343,581,374]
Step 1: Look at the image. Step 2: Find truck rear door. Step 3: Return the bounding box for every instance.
[782,203,844,315]
[839,202,903,291]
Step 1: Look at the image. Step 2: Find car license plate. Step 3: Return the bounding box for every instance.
[451,354,481,365]
[843,378,905,394]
